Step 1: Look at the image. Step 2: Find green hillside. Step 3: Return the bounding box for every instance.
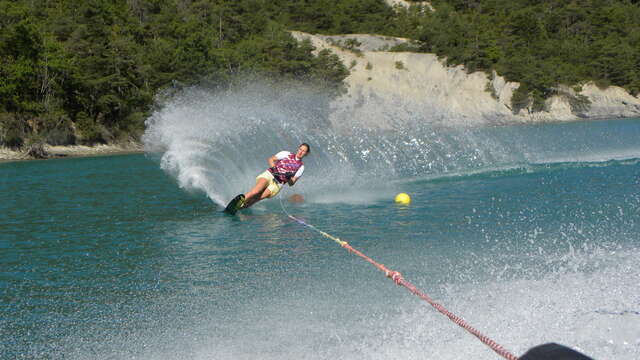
[392,0,640,112]
[1,0,638,148]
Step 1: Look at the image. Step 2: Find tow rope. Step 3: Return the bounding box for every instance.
[279,197,519,360]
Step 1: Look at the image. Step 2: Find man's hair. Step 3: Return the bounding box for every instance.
[300,143,310,154]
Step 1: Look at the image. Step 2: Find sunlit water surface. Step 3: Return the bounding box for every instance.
[2,111,639,359]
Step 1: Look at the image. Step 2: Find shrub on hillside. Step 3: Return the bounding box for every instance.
[0,113,26,148]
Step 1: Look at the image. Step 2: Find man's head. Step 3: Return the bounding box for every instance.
[296,143,310,159]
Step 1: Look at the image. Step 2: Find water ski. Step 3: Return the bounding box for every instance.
[224,194,245,215]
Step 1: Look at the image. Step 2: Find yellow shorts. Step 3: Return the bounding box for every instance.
[256,170,282,198]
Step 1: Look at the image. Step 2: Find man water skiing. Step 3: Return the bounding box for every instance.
[225,143,310,213]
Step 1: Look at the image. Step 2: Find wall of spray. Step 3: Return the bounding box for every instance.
[143,80,640,206]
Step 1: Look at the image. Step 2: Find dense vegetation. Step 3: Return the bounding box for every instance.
[393,0,640,112]
[1,0,639,148]
[0,0,356,147]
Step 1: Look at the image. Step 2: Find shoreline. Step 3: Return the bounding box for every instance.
[0,143,144,163]
[2,116,639,163]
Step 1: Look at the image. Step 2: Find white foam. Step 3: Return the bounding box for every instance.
[143,81,640,209]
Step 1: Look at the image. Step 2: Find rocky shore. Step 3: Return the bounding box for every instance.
[291,31,640,130]
[5,31,640,162]
[0,143,143,162]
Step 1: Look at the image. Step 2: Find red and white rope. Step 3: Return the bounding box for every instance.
[287,213,519,360]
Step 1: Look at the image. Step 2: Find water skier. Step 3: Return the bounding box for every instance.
[225,143,310,213]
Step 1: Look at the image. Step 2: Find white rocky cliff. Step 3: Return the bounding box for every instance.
[291,32,640,130]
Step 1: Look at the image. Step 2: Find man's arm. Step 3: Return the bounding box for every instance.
[287,177,299,186]
[287,165,304,186]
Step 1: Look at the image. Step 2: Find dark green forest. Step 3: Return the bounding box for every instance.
[402,0,640,112]
[1,0,639,149]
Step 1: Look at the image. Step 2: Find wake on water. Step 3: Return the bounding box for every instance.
[143,80,640,206]
[142,81,640,359]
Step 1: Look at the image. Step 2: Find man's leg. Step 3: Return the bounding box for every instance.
[244,178,269,208]
[244,187,273,209]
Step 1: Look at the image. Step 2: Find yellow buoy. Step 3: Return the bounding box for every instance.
[394,193,411,205]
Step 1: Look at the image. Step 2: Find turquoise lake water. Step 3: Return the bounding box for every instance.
[2,117,640,359]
